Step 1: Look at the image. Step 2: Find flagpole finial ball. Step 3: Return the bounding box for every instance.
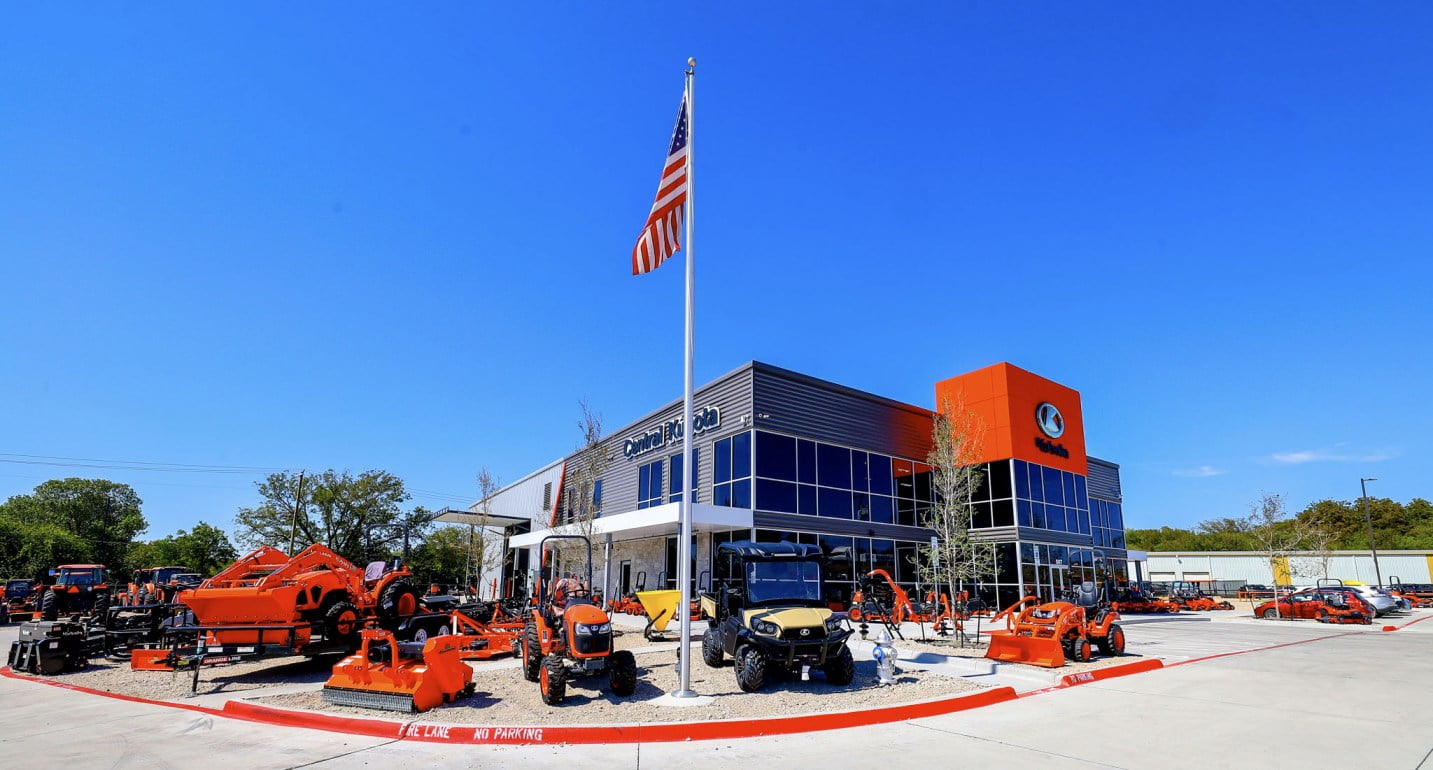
[688,57,696,67]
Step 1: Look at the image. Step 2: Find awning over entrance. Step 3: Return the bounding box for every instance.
[434,507,532,530]
[508,502,752,550]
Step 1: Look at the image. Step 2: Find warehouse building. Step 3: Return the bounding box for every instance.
[461,361,1129,611]
[1140,550,1433,586]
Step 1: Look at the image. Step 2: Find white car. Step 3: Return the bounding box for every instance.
[1340,584,1400,616]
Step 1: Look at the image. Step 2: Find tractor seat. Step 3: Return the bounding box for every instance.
[1075,581,1100,609]
[364,561,388,584]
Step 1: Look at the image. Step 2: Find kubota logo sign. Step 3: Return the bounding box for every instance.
[1035,402,1065,438]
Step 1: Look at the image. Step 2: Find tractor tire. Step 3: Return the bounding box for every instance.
[1262,609,1280,619]
[607,650,637,696]
[701,627,724,668]
[1097,624,1125,656]
[1317,609,1329,622]
[522,623,542,683]
[377,580,422,625]
[734,644,768,693]
[822,644,855,686]
[323,601,362,647]
[40,590,58,621]
[539,654,567,705]
[1072,638,1091,663]
[91,591,110,620]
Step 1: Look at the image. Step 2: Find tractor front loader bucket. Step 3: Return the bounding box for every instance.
[322,630,474,713]
[984,632,1066,668]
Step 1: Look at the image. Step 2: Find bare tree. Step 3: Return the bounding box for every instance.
[464,467,507,599]
[552,400,610,589]
[1242,493,1310,619]
[918,395,996,629]
[1291,507,1336,585]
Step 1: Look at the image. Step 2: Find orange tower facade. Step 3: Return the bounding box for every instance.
[934,362,1088,476]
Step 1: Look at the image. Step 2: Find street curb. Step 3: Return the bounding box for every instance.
[1056,658,1163,688]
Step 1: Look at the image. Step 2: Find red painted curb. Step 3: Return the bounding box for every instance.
[1382,625,1398,632]
[1057,658,1163,688]
[222,686,1020,745]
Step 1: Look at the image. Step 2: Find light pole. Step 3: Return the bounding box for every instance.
[1360,477,1381,587]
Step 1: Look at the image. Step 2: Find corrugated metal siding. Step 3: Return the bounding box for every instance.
[752,364,933,459]
[1086,457,1121,501]
[584,365,755,517]
[753,511,935,542]
[1142,552,1433,584]
[484,462,565,528]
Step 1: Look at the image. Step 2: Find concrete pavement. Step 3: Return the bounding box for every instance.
[1,614,1430,768]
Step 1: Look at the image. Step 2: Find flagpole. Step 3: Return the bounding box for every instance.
[674,56,698,698]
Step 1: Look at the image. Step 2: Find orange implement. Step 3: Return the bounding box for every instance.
[986,631,1067,668]
[322,629,474,713]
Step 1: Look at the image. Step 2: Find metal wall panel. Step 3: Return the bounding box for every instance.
[752,364,934,459]
[1086,457,1122,501]
[1142,552,1433,584]
[483,461,565,528]
[753,510,935,543]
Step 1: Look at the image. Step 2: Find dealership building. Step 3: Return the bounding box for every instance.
[460,361,1129,611]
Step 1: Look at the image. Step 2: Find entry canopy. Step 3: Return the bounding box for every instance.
[433,506,531,529]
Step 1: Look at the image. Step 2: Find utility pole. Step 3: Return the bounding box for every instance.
[288,471,306,554]
[1360,477,1381,587]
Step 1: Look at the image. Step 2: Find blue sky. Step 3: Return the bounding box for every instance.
[2,4,1429,539]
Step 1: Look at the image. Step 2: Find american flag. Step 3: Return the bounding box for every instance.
[631,93,689,275]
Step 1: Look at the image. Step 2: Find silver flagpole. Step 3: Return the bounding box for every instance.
[674,56,697,698]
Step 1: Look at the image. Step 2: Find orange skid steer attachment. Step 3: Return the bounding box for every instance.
[322,629,474,713]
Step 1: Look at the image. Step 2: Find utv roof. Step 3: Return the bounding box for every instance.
[716,541,822,559]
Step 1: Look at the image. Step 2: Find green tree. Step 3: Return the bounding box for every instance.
[0,517,89,581]
[407,526,470,586]
[0,478,146,569]
[128,522,238,576]
[233,469,432,565]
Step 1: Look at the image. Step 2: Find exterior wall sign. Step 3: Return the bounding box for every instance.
[1035,402,1065,439]
[622,405,721,460]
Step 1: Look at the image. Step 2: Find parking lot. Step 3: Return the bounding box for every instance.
[2,611,1430,768]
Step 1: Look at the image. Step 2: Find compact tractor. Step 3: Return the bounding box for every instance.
[1166,581,1234,611]
[986,582,1126,667]
[119,566,194,606]
[3,579,40,623]
[699,541,855,692]
[38,565,111,621]
[521,535,638,705]
[1110,581,1181,614]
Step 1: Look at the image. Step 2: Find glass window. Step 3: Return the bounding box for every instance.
[1043,467,1063,506]
[972,466,991,502]
[1108,502,1124,531]
[868,455,892,496]
[732,431,751,480]
[817,444,851,489]
[713,483,731,507]
[870,539,896,578]
[670,451,699,502]
[1046,506,1066,532]
[914,503,932,529]
[592,479,603,514]
[853,493,871,521]
[896,497,916,527]
[893,459,915,499]
[850,451,869,492]
[745,560,821,603]
[754,528,794,543]
[819,487,852,518]
[1017,499,1032,527]
[1014,460,1030,500]
[996,543,1018,584]
[797,440,816,484]
[1063,473,1077,510]
[868,494,893,524]
[913,463,933,502]
[971,501,993,529]
[990,460,1012,500]
[1075,507,1090,534]
[854,538,872,573]
[755,479,797,513]
[798,484,818,516]
[820,534,854,587]
[1074,475,1088,509]
[1027,464,1043,502]
[715,436,732,484]
[991,499,1014,528]
[638,461,664,509]
[731,479,751,509]
[1031,502,1047,530]
[755,431,796,480]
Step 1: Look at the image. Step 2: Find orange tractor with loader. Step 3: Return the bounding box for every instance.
[521,535,638,705]
[986,581,1127,667]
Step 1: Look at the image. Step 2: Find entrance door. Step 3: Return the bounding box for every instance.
[619,561,632,596]
[1049,564,1071,600]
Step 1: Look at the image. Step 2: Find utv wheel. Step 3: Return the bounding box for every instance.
[39,591,57,621]
[522,623,542,682]
[607,650,637,696]
[701,627,724,668]
[734,644,768,693]
[822,644,855,686]
[1262,609,1279,619]
[377,580,422,624]
[540,654,567,705]
[323,601,361,646]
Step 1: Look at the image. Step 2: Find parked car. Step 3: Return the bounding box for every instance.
[1339,584,1400,617]
[1291,587,1385,618]
[1254,591,1369,624]
[1237,584,1275,599]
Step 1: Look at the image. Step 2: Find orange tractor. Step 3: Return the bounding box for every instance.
[130,544,429,679]
[1167,581,1234,611]
[2,579,40,623]
[39,565,112,621]
[986,582,1126,667]
[607,571,646,616]
[119,566,193,606]
[521,535,638,705]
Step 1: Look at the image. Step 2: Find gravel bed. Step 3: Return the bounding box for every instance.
[257,646,987,725]
[33,651,340,700]
[887,635,1156,676]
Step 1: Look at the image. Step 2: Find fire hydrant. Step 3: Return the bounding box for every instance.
[873,630,899,685]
